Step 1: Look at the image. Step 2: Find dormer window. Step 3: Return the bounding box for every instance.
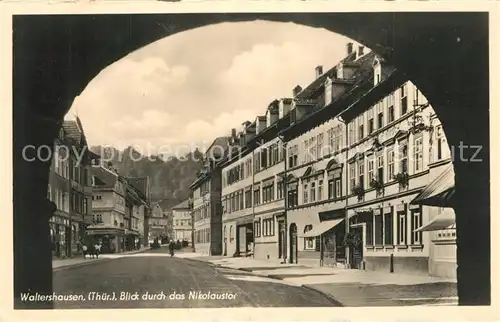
[336,64,344,79]
[324,77,333,106]
[373,57,382,86]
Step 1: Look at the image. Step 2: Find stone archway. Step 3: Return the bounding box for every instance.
[13,12,489,307]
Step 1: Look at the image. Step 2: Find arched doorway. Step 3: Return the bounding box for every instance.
[12,12,490,307]
[289,223,298,264]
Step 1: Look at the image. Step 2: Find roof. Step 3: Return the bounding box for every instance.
[172,199,190,210]
[205,136,229,159]
[411,163,455,207]
[62,117,87,145]
[295,51,357,99]
[61,121,80,143]
[92,166,118,188]
[125,177,149,200]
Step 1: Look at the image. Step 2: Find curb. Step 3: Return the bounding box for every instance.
[53,258,113,272]
[212,264,345,307]
[53,248,151,272]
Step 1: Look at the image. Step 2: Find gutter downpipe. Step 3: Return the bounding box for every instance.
[337,115,350,268]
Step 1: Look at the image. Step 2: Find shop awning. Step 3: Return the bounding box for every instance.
[414,212,456,232]
[299,218,344,238]
[411,164,455,207]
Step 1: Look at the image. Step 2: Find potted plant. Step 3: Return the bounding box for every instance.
[394,172,409,188]
[370,178,384,193]
[351,185,365,201]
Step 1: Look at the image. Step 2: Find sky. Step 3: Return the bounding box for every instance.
[65,21,366,157]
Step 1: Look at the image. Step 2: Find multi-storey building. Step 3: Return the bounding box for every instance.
[88,165,129,253]
[410,115,456,278]
[281,44,372,266]
[172,200,192,243]
[126,176,151,247]
[149,203,168,242]
[220,100,291,260]
[47,117,93,259]
[190,137,228,255]
[221,125,256,257]
[251,102,290,261]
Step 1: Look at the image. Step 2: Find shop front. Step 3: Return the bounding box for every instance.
[86,228,125,253]
[235,215,254,257]
[298,210,346,267]
[49,214,70,259]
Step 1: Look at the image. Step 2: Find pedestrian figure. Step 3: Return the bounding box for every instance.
[82,244,89,258]
[168,240,175,257]
[94,242,102,259]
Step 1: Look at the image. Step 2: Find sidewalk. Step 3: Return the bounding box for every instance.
[196,257,458,307]
[52,246,150,271]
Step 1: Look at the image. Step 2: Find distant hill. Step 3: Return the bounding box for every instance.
[90,145,203,210]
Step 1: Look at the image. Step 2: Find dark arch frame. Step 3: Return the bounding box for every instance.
[13,12,490,307]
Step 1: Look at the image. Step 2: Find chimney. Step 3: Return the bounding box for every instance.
[358,45,365,57]
[347,42,354,55]
[315,65,323,79]
[292,85,303,98]
[231,128,236,138]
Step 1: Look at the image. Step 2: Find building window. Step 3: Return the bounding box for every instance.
[358,161,365,189]
[414,136,424,173]
[288,145,298,168]
[397,210,407,245]
[254,220,261,237]
[335,179,341,199]
[245,189,252,208]
[239,190,244,209]
[317,133,324,159]
[387,150,395,181]
[261,148,268,169]
[287,183,298,207]
[377,154,384,184]
[367,107,374,134]
[400,84,408,115]
[365,213,374,246]
[377,101,384,129]
[358,115,365,140]
[411,208,423,245]
[435,125,444,161]
[230,226,234,243]
[318,179,323,201]
[328,179,334,199]
[303,225,315,250]
[348,122,356,146]
[367,158,374,184]
[388,93,395,123]
[310,137,317,162]
[254,151,261,172]
[303,183,309,204]
[277,181,284,199]
[253,187,261,206]
[83,198,88,215]
[310,181,316,202]
[374,212,383,245]
[263,218,275,237]
[350,163,356,191]
[400,142,408,173]
[384,210,393,245]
